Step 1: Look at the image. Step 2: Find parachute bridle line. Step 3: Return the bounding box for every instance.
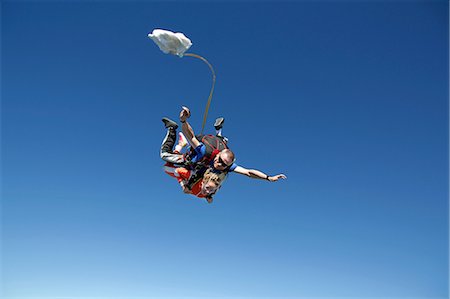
[184,53,216,135]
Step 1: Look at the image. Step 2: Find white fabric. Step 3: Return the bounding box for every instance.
[148,29,192,57]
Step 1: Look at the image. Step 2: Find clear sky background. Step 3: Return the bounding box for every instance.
[1,1,449,298]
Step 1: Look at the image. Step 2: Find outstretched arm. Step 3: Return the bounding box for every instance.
[179,106,200,149]
[233,166,287,182]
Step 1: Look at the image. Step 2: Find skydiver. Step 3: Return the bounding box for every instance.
[179,106,287,182]
[160,121,225,203]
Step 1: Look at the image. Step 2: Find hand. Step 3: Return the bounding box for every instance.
[180,181,190,193]
[206,196,213,204]
[268,174,287,182]
[182,185,190,193]
[179,106,191,122]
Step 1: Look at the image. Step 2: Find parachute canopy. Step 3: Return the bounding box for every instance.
[148,29,192,57]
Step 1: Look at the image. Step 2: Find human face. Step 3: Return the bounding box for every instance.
[213,152,233,170]
[201,181,218,196]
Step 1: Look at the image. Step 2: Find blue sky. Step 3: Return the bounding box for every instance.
[1,1,448,298]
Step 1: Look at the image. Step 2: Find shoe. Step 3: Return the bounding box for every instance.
[162,117,178,129]
[214,117,224,130]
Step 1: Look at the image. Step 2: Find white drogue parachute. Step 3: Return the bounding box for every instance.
[148,29,192,57]
[148,28,215,134]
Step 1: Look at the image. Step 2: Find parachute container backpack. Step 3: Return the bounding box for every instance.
[197,134,228,165]
[148,28,216,135]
